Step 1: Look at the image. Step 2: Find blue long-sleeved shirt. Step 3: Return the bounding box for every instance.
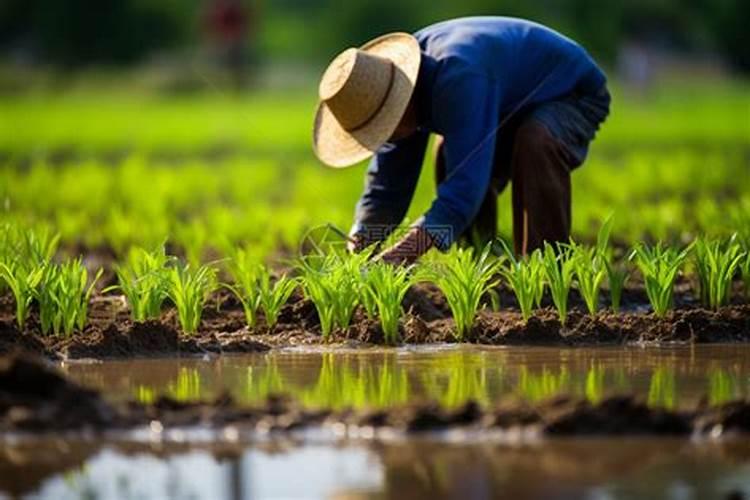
[352,17,607,249]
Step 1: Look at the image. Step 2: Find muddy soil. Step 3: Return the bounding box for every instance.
[1,352,748,437]
[1,285,749,360]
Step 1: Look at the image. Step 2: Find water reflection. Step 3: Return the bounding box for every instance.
[3,438,749,500]
[61,345,750,410]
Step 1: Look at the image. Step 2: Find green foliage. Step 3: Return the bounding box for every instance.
[258,272,298,328]
[225,249,264,328]
[421,246,501,340]
[298,254,360,338]
[165,263,217,334]
[693,235,745,310]
[500,244,543,323]
[35,259,103,337]
[0,261,45,329]
[111,245,172,321]
[361,262,413,343]
[540,243,575,324]
[630,243,692,317]
[572,243,607,315]
[742,253,750,299]
[604,259,628,313]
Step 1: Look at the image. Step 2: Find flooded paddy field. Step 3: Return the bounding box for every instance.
[1,344,748,499]
[61,344,750,409]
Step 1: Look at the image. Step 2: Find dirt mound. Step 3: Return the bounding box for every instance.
[0,351,118,431]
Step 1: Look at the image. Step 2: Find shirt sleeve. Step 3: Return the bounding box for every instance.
[419,73,502,249]
[350,129,429,241]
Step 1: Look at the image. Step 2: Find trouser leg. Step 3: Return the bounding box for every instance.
[510,120,572,256]
[433,136,498,247]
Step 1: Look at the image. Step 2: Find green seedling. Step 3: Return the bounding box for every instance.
[36,259,102,337]
[500,242,543,323]
[630,242,692,317]
[225,249,264,327]
[423,245,501,339]
[361,262,413,343]
[299,254,360,338]
[603,258,628,313]
[0,261,45,329]
[693,235,745,310]
[110,245,172,321]
[166,263,217,334]
[540,243,575,324]
[572,243,607,315]
[258,272,298,328]
[742,252,750,299]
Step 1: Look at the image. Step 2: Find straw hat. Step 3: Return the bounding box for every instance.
[312,33,422,168]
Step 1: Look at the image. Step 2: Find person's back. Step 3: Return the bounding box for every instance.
[415,17,606,112]
[312,17,611,263]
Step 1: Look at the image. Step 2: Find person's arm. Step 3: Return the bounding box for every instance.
[379,73,502,263]
[349,129,429,249]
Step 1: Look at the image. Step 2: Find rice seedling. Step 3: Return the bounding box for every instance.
[298,254,360,338]
[165,263,218,334]
[630,242,692,317]
[423,245,501,339]
[603,259,628,313]
[110,245,172,321]
[35,259,103,337]
[539,243,575,324]
[0,261,45,329]
[258,272,298,328]
[742,252,750,299]
[20,226,60,268]
[500,242,543,323]
[361,262,413,343]
[225,249,264,327]
[693,235,745,309]
[571,243,607,315]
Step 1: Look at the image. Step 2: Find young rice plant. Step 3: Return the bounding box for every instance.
[540,243,575,324]
[258,271,298,328]
[299,254,360,338]
[361,262,413,343]
[630,242,691,317]
[500,242,543,323]
[0,261,45,329]
[166,263,218,334]
[571,243,607,315]
[35,259,103,337]
[693,235,745,310]
[110,245,172,321]
[225,249,264,327]
[424,246,501,339]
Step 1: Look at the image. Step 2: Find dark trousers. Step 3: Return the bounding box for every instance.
[434,86,610,255]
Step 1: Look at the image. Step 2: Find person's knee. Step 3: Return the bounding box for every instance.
[514,120,556,155]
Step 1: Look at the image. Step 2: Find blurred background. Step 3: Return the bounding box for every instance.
[0,0,748,260]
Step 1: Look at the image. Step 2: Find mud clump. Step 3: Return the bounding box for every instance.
[0,351,117,431]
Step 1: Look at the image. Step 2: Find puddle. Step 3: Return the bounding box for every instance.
[2,436,749,499]
[61,344,750,409]
[5,344,749,499]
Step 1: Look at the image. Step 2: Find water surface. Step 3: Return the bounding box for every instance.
[62,344,750,409]
[2,437,749,499]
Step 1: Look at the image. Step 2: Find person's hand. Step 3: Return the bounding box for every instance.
[377,227,434,266]
[347,233,370,254]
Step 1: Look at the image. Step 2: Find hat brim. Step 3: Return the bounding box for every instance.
[313,33,422,168]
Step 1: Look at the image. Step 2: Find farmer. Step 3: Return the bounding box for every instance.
[312,17,610,264]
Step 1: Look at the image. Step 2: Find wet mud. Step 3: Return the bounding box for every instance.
[0,285,749,360]
[1,352,749,437]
